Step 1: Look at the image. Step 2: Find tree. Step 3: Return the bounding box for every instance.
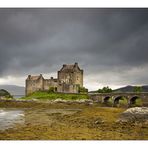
[133,86,142,93]
[48,87,55,93]
[0,89,13,98]
[78,87,88,94]
[97,86,112,93]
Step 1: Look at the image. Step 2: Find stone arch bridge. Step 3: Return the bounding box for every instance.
[89,93,148,107]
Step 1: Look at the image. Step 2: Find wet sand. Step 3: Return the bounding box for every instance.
[0,101,148,140]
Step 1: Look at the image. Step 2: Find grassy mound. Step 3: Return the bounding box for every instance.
[21,91,89,100]
[0,89,12,98]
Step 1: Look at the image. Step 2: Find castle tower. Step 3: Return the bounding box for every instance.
[25,74,44,96]
[57,63,83,93]
[25,63,83,96]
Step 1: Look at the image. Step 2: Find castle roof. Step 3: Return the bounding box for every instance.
[26,74,43,80]
[59,63,82,72]
[44,78,57,82]
[29,76,40,80]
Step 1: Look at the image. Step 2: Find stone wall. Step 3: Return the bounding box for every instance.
[25,75,44,96]
[89,92,148,106]
[25,63,83,95]
[43,77,58,90]
[57,83,79,93]
[57,63,83,93]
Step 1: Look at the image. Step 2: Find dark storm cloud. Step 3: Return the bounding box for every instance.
[0,8,148,86]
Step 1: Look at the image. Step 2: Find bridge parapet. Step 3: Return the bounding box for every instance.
[89,92,148,106]
[89,92,148,96]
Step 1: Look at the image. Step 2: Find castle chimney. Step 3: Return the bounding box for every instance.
[74,62,78,66]
[63,64,66,67]
[28,75,31,79]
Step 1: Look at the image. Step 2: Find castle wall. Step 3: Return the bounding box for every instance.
[72,71,83,87]
[43,78,58,90]
[57,83,79,93]
[58,71,83,86]
[57,63,83,93]
[26,77,44,96]
[25,63,83,95]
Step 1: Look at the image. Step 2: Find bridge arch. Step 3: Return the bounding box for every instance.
[113,96,127,107]
[129,96,142,106]
[103,96,111,103]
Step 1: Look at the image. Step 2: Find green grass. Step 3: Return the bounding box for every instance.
[101,97,113,106]
[20,91,89,100]
[119,97,128,106]
[129,97,143,107]
[135,98,143,106]
[106,97,113,106]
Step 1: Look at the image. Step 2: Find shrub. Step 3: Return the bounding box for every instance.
[78,87,88,94]
[133,86,142,93]
[48,87,55,93]
[21,91,88,100]
[97,86,112,93]
[0,89,13,98]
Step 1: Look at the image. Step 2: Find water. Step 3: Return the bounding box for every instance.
[13,95,25,99]
[0,109,24,131]
[0,108,81,131]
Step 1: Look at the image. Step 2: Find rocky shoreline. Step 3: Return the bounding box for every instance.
[117,107,148,123]
[0,100,148,140]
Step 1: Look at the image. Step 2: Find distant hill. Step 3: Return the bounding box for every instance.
[0,89,12,97]
[0,85,25,96]
[114,85,148,93]
[89,85,148,93]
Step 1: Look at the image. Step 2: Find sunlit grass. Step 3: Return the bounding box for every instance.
[118,97,128,107]
[133,98,143,107]
[20,91,89,100]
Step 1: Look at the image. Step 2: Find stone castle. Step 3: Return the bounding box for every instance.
[25,63,83,95]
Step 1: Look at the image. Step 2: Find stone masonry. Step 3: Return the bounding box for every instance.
[25,63,83,95]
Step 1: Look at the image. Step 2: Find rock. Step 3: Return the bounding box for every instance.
[88,102,93,105]
[94,120,100,124]
[53,98,65,103]
[53,99,88,103]
[32,98,37,101]
[75,99,87,103]
[94,118,104,125]
[117,107,148,123]
[94,120,101,124]
[84,100,93,105]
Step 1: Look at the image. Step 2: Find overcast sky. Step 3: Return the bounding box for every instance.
[0,8,148,90]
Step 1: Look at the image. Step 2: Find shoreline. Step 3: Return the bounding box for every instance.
[0,100,148,140]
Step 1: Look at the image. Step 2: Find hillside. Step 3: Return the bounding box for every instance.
[0,89,12,98]
[89,85,148,93]
[0,85,25,95]
[114,85,148,92]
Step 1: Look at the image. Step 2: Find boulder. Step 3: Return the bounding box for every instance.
[117,107,148,123]
[54,98,66,103]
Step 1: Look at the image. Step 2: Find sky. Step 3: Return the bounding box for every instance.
[0,8,148,91]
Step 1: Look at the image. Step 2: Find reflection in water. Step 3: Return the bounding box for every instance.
[0,109,24,131]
